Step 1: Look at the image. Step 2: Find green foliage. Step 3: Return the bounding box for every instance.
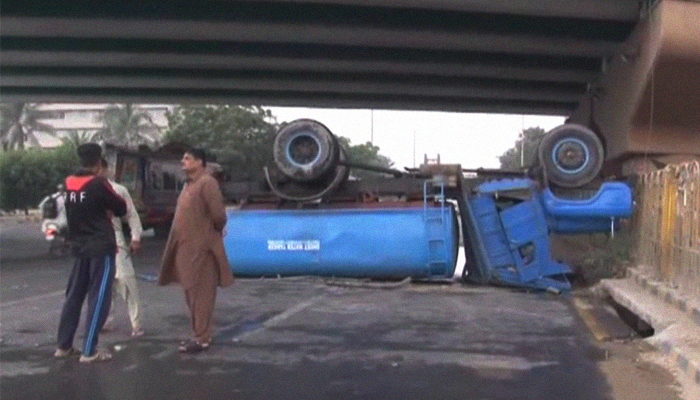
[0,104,20,142]
[61,130,96,148]
[0,103,56,151]
[498,127,547,170]
[162,106,393,180]
[163,105,279,179]
[577,231,634,285]
[93,104,159,147]
[337,137,394,180]
[551,231,635,287]
[0,144,79,211]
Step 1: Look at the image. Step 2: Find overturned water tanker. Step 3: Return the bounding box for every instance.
[222,119,632,291]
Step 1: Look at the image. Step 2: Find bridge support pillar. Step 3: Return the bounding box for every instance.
[568,0,700,176]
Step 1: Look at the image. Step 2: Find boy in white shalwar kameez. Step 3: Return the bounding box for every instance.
[100,158,145,337]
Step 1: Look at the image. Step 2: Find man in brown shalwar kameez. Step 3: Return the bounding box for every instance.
[158,148,234,353]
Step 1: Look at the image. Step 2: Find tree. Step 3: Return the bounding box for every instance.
[93,104,160,147]
[0,103,56,151]
[163,105,279,179]
[61,130,95,148]
[0,144,79,213]
[338,137,394,180]
[498,127,547,170]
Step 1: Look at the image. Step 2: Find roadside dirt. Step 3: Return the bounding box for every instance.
[597,340,685,400]
[551,232,633,287]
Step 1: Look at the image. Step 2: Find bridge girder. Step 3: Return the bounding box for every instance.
[568,0,700,172]
[1,0,644,115]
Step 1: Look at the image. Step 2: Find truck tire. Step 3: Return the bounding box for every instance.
[273,119,339,182]
[538,124,604,188]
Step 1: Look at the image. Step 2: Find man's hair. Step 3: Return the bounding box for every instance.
[77,143,102,167]
[186,148,207,167]
[100,158,109,169]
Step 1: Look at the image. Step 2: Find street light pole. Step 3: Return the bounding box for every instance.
[520,115,525,167]
[413,130,416,168]
[370,109,374,144]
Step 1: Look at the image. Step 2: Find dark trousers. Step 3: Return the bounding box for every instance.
[57,254,116,357]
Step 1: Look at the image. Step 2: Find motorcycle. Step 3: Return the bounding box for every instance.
[39,188,70,256]
[42,220,70,256]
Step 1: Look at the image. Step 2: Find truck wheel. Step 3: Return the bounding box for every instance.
[538,124,604,188]
[273,119,339,182]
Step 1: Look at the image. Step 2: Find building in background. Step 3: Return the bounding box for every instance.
[31,103,172,148]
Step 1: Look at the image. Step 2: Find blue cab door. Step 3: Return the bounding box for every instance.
[498,198,551,284]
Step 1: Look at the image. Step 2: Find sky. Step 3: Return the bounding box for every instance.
[266,107,565,170]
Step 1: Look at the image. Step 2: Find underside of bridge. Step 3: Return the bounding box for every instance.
[2,0,698,171]
[1,0,647,115]
[567,0,700,173]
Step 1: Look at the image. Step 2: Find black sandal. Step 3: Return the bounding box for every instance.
[178,339,210,353]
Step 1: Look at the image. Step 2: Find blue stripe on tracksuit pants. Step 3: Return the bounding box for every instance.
[57,254,115,357]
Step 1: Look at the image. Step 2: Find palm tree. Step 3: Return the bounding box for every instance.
[93,104,160,147]
[61,130,96,148]
[0,103,56,151]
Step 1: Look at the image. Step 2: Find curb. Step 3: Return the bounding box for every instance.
[627,268,700,328]
[657,330,700,387]
[607,268,700,388]
[600,281,672,331]
[672,347,700,387]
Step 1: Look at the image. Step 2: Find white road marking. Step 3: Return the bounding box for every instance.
[236,295,324,341]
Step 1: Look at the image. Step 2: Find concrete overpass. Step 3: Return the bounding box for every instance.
[1,0,648,114]
[1,0,699,171]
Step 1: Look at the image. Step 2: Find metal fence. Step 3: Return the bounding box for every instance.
[635,161,700,298]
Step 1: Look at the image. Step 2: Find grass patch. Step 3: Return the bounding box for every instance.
[551,231,635,287]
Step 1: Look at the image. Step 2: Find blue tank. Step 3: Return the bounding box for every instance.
[223,205,459,280]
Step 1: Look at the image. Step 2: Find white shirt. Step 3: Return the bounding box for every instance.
[108,180,143,249]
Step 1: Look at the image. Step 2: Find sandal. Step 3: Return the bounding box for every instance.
[178,339,210,353]
[131,328,145,337]
[101,317,115,333]
[79,349,113,363]
[54,347,80,358]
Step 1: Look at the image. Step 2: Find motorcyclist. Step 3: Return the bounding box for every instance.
[40,184,68,246]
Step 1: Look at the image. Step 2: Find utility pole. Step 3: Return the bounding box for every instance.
[413,130,416,168]
[370,109,374,144]
[520,115,525,167]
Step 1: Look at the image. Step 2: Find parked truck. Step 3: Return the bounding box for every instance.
[103,142,223,237]
[222,119,634,291]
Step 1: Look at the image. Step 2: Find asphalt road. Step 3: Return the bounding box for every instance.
[0,217,685,400]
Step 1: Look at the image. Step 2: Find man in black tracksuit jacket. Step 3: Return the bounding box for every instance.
[55,143,127,362]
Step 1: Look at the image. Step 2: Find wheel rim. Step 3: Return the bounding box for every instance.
[551,138,590,175]
[286,133,322,167]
